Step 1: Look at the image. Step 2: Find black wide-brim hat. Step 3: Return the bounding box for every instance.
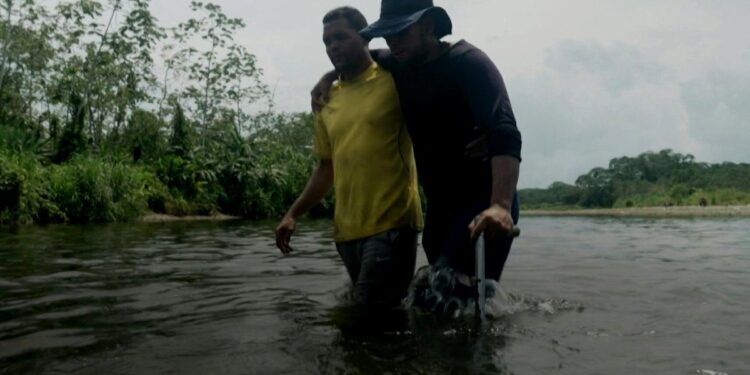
[360,0,452,39]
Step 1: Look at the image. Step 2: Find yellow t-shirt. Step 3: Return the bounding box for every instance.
[314,62,423,242]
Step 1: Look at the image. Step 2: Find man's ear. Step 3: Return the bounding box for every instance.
[420,15,436,37]
[359,33,371,46]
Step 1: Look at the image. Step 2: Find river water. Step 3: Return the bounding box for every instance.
[1,217,748,374]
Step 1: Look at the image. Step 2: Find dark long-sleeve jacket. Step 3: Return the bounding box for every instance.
[375,40,522,209]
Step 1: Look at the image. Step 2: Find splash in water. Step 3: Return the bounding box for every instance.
[404,265,518,319]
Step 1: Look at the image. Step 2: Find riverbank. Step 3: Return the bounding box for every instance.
[140,213,242,223]
[523,205,750,218]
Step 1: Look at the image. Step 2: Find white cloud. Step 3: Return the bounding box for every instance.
[545,40,670,92]
[680,71,750,163]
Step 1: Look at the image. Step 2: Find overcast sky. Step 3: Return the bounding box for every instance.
[145,0,749,188]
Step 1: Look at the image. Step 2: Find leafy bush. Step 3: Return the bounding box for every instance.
[0,152,169,224]
[0,124,43,154]
[48,157,166,222]
[0,151,63,224]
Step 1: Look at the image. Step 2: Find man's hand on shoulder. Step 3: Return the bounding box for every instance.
[311,71,338,113]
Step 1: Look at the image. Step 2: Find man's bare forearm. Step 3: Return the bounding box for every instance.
[286,160,334,219]
[490,156,520,210]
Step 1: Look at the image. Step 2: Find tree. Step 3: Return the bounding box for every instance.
[121,109,167,163]
[167,1,267,143]
[547,181,582,205]
[0,0,54,137]
[169,102,192,158]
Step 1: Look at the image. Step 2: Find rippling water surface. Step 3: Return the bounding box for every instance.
[1,217,748,374]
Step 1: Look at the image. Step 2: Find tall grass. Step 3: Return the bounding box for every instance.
[0,116,329,224]
[0,152,166,224]
[48,158,162,222]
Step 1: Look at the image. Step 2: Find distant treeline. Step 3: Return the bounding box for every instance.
[519,150,750,209]
[0,0,332,224]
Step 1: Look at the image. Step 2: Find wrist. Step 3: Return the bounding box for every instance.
[490,202,512,212]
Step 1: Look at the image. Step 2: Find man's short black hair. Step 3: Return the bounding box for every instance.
[323,6,368,32]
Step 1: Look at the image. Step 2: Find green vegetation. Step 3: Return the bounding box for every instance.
[3,1,747,223]
[0,0,331,224]
[520,150,750,209]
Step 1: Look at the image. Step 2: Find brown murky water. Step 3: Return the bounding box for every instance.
[1,217,748,374]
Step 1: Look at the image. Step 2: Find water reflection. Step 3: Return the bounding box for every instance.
[317,304,513,374]
[0,220,578,374]
[2,218,749,374]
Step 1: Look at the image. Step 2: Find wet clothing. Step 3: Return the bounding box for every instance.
[314,62,423,242]
[374,40,522,280]
[336,228,418,306]
[423,196,520,280]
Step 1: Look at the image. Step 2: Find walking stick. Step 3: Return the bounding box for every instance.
[475,232,487,319]
[475,226,520,320]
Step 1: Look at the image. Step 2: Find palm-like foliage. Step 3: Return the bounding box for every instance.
[0,0,324,224]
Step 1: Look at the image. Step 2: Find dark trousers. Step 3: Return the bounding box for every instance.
[422,194,520,281]
[335,228,418,307]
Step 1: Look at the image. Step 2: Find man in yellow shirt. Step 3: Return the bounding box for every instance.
[275,7,423,307]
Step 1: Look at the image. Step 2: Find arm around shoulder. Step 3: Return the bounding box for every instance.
[311,71,338,113]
